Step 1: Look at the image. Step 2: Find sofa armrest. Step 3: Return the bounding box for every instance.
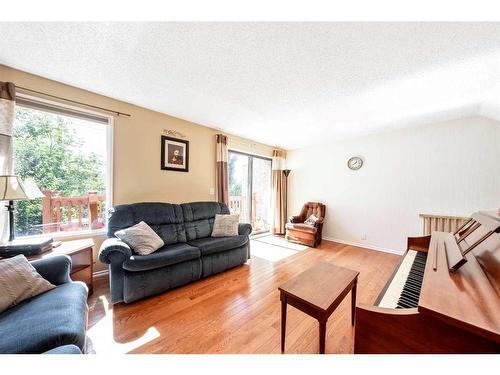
[99,238,132,265]
[289,215,302,223]
[31,255,72,285]
[238,223,252,236]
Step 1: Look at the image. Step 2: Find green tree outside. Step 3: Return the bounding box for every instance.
[13,107,105,236]
[228,152,241,196]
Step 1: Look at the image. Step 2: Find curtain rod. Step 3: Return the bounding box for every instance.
[15,85,131,117]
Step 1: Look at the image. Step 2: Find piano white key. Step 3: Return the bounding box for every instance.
[378,250,417,308]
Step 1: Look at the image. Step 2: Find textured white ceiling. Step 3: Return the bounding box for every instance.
[1,22,500,149]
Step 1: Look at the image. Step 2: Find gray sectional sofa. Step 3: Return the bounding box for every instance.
[99,202,251,304]
[0,255,88,354]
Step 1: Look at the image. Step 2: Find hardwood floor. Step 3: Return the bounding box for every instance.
[87,238,400,354]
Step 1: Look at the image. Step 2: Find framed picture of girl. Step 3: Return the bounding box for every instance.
[161,135,189,172]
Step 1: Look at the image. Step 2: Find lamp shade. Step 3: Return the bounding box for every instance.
[0,175,44,201]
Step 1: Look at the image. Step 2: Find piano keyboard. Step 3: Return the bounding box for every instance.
[378,250,428,309]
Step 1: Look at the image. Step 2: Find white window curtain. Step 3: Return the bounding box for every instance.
[0,82,16,243]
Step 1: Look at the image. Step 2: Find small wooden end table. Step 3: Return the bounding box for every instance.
[28,238,94,294]
[278,262,359,354]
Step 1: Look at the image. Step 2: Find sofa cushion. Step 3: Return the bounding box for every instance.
[188,235,249,256]
[211,214,239,237]
[115,221,165,255]
[0,282,88,354]
[182,202,230,240]
[285,222,317,233]
[122,243,201,272]
[108,203,187,244]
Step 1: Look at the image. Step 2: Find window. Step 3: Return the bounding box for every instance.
[12,96,112,238]
[228,150,272,234]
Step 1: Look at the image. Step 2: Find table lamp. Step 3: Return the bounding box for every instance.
[0,175,44,242]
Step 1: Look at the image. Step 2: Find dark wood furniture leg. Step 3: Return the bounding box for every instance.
[281,293,287,353]
[319,320,326,354]
[351,280,357,326]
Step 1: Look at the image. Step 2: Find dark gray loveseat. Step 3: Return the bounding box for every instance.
[99,202,251,304]
[0,255,88,354]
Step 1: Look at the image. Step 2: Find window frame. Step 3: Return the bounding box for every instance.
[12,93,114,240]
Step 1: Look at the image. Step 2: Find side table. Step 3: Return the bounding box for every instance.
[28,238,94,294]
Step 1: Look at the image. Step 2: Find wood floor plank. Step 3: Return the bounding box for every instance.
[87,238,400,354]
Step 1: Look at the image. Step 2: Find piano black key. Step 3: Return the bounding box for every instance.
[395,251,428,309]
[397,298,415,308]
[399,294,417,305]
[402,287,420,297]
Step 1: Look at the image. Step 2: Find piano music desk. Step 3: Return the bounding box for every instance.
[279,262,359,354]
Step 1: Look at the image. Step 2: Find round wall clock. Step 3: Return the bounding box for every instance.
[347,156,363,170]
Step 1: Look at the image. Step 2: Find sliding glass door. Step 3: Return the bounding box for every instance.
[228,150,272,234]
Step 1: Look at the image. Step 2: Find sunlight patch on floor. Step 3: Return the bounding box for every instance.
[250,235,308,262]
[87,295,160,354]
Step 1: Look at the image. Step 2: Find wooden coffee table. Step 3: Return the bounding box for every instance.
[279,262,359,354]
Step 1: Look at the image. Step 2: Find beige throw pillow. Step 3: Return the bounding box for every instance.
[115,221,164,255]
[304,214,319,225]
[212,214,240,237]
[0,255,56,314]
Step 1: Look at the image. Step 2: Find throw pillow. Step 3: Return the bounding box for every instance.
[304,214,319,225]
[0,255,56,314]
[212,214,240,237]
[115,221,165,255]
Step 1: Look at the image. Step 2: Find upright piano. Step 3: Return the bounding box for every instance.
[354,211,500,353]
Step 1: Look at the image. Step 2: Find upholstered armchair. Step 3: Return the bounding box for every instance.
[285,202,326,247]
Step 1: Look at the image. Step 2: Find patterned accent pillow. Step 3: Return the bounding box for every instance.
[0,255,55,314]
[115,221,165,255]
[304,214,319,225]
[211,214,240,237]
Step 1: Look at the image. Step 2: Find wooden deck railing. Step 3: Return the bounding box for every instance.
[41,190,105,233]
[229,193,258,225]
[419,213,469,235]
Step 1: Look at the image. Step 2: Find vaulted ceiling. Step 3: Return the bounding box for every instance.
[1,22,500,149]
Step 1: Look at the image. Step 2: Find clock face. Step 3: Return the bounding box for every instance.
[347,156,363,170]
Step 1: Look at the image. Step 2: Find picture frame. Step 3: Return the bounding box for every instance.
[161,135,189,172]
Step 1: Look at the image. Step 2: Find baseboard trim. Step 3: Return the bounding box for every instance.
[322,236,403,255]
[93,269,109,279]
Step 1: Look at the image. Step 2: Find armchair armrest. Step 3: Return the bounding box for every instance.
[238,223,252,236]
[99,238,132,265]
[31,255,72,285]
[314,217,325,226]
[289,215,302,223]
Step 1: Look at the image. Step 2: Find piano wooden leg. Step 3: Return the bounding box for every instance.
[351,280,357,326]
[319,320,326,354]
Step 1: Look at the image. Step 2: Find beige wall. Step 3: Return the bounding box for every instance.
[0,65,274,271]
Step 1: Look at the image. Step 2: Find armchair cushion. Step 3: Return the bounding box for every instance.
[123,243,200,272]
[285,223,318,233]
[304,214,319,225]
